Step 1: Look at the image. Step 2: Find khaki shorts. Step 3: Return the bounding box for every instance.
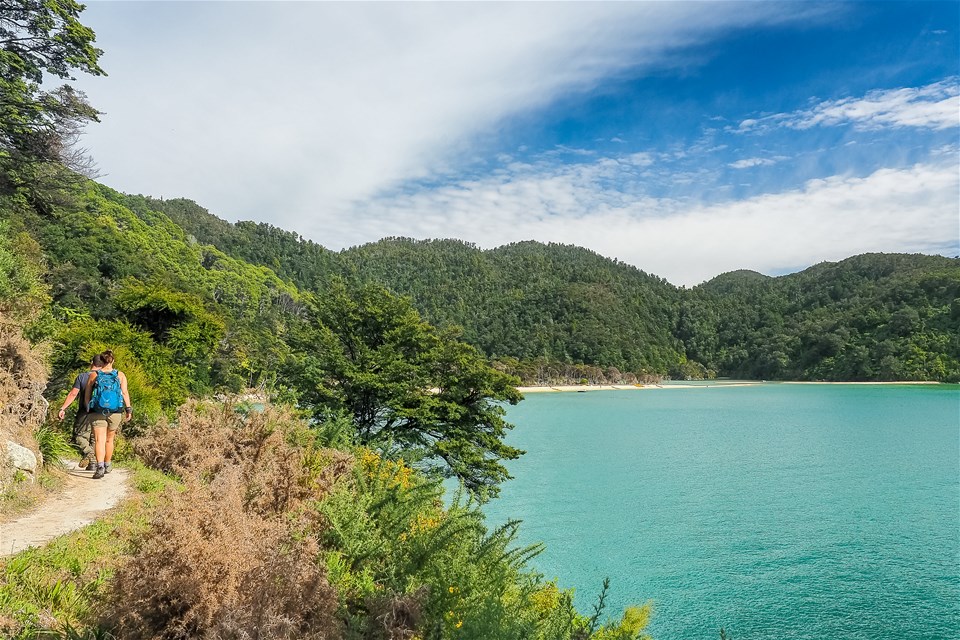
[88,412,123,432]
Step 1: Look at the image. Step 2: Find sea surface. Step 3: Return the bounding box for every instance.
[482,383,960,640]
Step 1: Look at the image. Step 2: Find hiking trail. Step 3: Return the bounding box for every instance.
[0,461,131,557]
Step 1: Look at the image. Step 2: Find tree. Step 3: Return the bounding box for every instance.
[114,279,226,392]
[288,282,523,498]
[0,0,104,200]
[0,218,49,323]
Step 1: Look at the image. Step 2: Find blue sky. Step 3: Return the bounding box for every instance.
[73,1,958,286]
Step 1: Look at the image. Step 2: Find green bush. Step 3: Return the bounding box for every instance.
[320,448,651,640]
[33,424,75,468]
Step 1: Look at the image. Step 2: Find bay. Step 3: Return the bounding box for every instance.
[483,383,960,640]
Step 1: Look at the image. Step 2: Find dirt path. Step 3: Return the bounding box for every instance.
[0,461,132,557]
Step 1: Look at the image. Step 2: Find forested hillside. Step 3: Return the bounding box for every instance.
[338,239,683,374]
[680,254,960,381]
[1,185,301,422]
[145,197,960,382]
[138,196,338,291]
[142,198,684,375]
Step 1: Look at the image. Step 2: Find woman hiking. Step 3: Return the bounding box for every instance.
[84,350,132,480]
[56,353,106,470]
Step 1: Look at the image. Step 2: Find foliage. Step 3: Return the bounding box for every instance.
[8,177,958,426]
[113,279,225,391]
[136,196,337,290]
[288,282,523,499]
[335,238,684,375]
[104,401,353,638]
[51,318,177,423]
[0,0,104,205]
[0,314,49,508]
[105,482,339,639]
[32,423,74,468]
[3,182,304,405]
[682,254,960,382]
[3,395,656,640]
[0,219,50,323]
[155,207,960,383]
[145,209,685,376]
[0,1,103,85]
[494,357,661,386]
[318,444,653,640]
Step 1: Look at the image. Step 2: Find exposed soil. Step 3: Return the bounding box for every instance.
[0,460,131,557]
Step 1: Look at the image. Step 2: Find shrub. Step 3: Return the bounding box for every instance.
[105,399,349,639]
[319,450,610,640]
[135,400,351,516]
[33,423,75,468]
[0,318,50,510]
[106,399,652,640]
[104,474,339,640]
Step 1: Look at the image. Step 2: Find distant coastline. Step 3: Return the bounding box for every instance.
[780,381,943,385]
[516,382,760,393]
[516,380,945,393]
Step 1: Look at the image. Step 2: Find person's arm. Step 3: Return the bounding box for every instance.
[57,387,80,420]
[119,372,133,422]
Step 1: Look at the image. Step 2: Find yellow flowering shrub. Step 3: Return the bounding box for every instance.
[321,446,655,640]
[593,603,654,640]
[530,581,563,616]
[358,447,414,490]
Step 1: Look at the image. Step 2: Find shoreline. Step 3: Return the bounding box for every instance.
[516,380,946,393]
[516,382,761,393]
[779,381,943,385]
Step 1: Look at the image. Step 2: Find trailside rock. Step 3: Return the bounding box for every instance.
[5,440,37,473]
[2,440,37,485]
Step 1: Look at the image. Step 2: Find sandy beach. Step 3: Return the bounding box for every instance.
[515,382,765,393]
[517,384,646,393]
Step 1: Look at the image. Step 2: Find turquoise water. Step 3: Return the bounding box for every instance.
[484,384,960,640]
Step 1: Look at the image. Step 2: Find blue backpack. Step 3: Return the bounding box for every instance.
[88,370,124,414]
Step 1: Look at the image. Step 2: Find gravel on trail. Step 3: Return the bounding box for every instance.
[0,461,131,557]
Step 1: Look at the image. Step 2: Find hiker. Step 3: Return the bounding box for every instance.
[57,353,107,470]
[84,350,132,480]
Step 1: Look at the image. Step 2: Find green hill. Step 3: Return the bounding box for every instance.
[139,198,687,374]
[4,186,957,384]
[140,198,960,382]
[1,185,303,415]
[682,253,960,380]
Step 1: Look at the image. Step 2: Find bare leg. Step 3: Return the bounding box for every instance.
[93,425,107,464]
[105,429,116,464]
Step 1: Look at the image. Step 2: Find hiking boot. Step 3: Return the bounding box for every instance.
[78,455,90,470]
[92,466,105,480]
[85,460,96,471]
[104,463,112,474]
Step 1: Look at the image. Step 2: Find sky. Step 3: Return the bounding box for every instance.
[70,1,959,287]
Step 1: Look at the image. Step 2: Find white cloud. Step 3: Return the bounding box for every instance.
[737,78,960,133]
[67,3,957,288]
[728,157,778,169]
[74,1,820,228]
[337,158,959,287]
